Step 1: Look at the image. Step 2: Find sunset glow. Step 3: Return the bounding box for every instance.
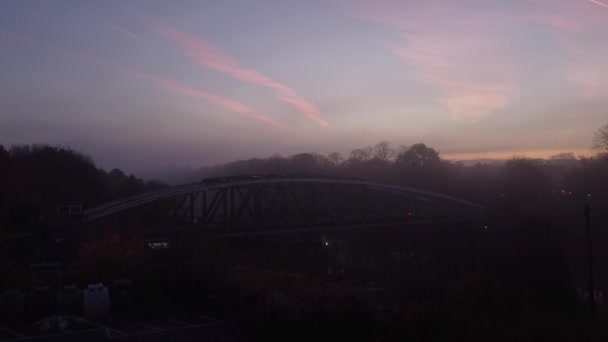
[1,0,607,172]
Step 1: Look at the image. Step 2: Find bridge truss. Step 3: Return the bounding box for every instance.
[84,176,483,233]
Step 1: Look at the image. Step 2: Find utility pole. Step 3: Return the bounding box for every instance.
[584,204,595,313]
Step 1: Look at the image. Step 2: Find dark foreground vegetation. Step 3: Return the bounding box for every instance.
[4,224,607,341]
[1,139,607,340]
[0,144,166,232]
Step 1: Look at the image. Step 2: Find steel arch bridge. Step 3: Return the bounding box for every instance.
[84,175,484,234]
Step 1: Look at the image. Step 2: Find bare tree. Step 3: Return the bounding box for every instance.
[373,141,396,162]
[550,152,576,160]
[326,152,343,167]
[349,146,373,162]
[592,123,608,155]
[312,153,331,170]
[397,145,410,156]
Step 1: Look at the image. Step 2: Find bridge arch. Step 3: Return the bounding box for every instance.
[84,175,483,232]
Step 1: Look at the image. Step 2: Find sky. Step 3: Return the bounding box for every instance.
[1,0,607,175]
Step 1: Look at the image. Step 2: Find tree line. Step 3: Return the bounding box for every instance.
[1,123,606,230]
[0,144,166,231]
[189,140,607,214]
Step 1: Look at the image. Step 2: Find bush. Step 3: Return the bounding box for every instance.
[76,231,144,283]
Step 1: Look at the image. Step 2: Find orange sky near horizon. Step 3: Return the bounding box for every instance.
[443,149,592,161]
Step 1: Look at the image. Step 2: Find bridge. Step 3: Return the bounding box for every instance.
[84,175,484,235]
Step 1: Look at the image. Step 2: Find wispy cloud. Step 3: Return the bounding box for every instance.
[346,0,608,119]
[102,21,139,39]
[588,0,608,9]
[63,4,140,40]
[558,37,599,99]
[528,0,608,98]
[346,1,514,122]
[156,26,328,127]
[131,72,286,129]
[0,31,284,129]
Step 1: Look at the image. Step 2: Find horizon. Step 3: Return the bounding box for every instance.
[0,142,592,176]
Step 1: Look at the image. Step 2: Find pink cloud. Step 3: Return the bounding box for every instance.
[156,27,328,127]
[1,31,284,129]
[131,72,287,129]
[588,0,608,9]
[347,1,515,122]
[346,0,608,117]
[526,0,608,98]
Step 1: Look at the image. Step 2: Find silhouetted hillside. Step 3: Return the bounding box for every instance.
[0,144,167,232]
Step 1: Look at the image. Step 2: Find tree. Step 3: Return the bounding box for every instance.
[78,231,144,281]
[349,147,373,163]
[0,145,8,201]
[290,153,317,174]
[0,145,8,162]
[550,153,576,160]
[592,123,608,155]
[373,141,396,162]
[395,143,440,168]
[0,144,166,224]
[326,152,343,167]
